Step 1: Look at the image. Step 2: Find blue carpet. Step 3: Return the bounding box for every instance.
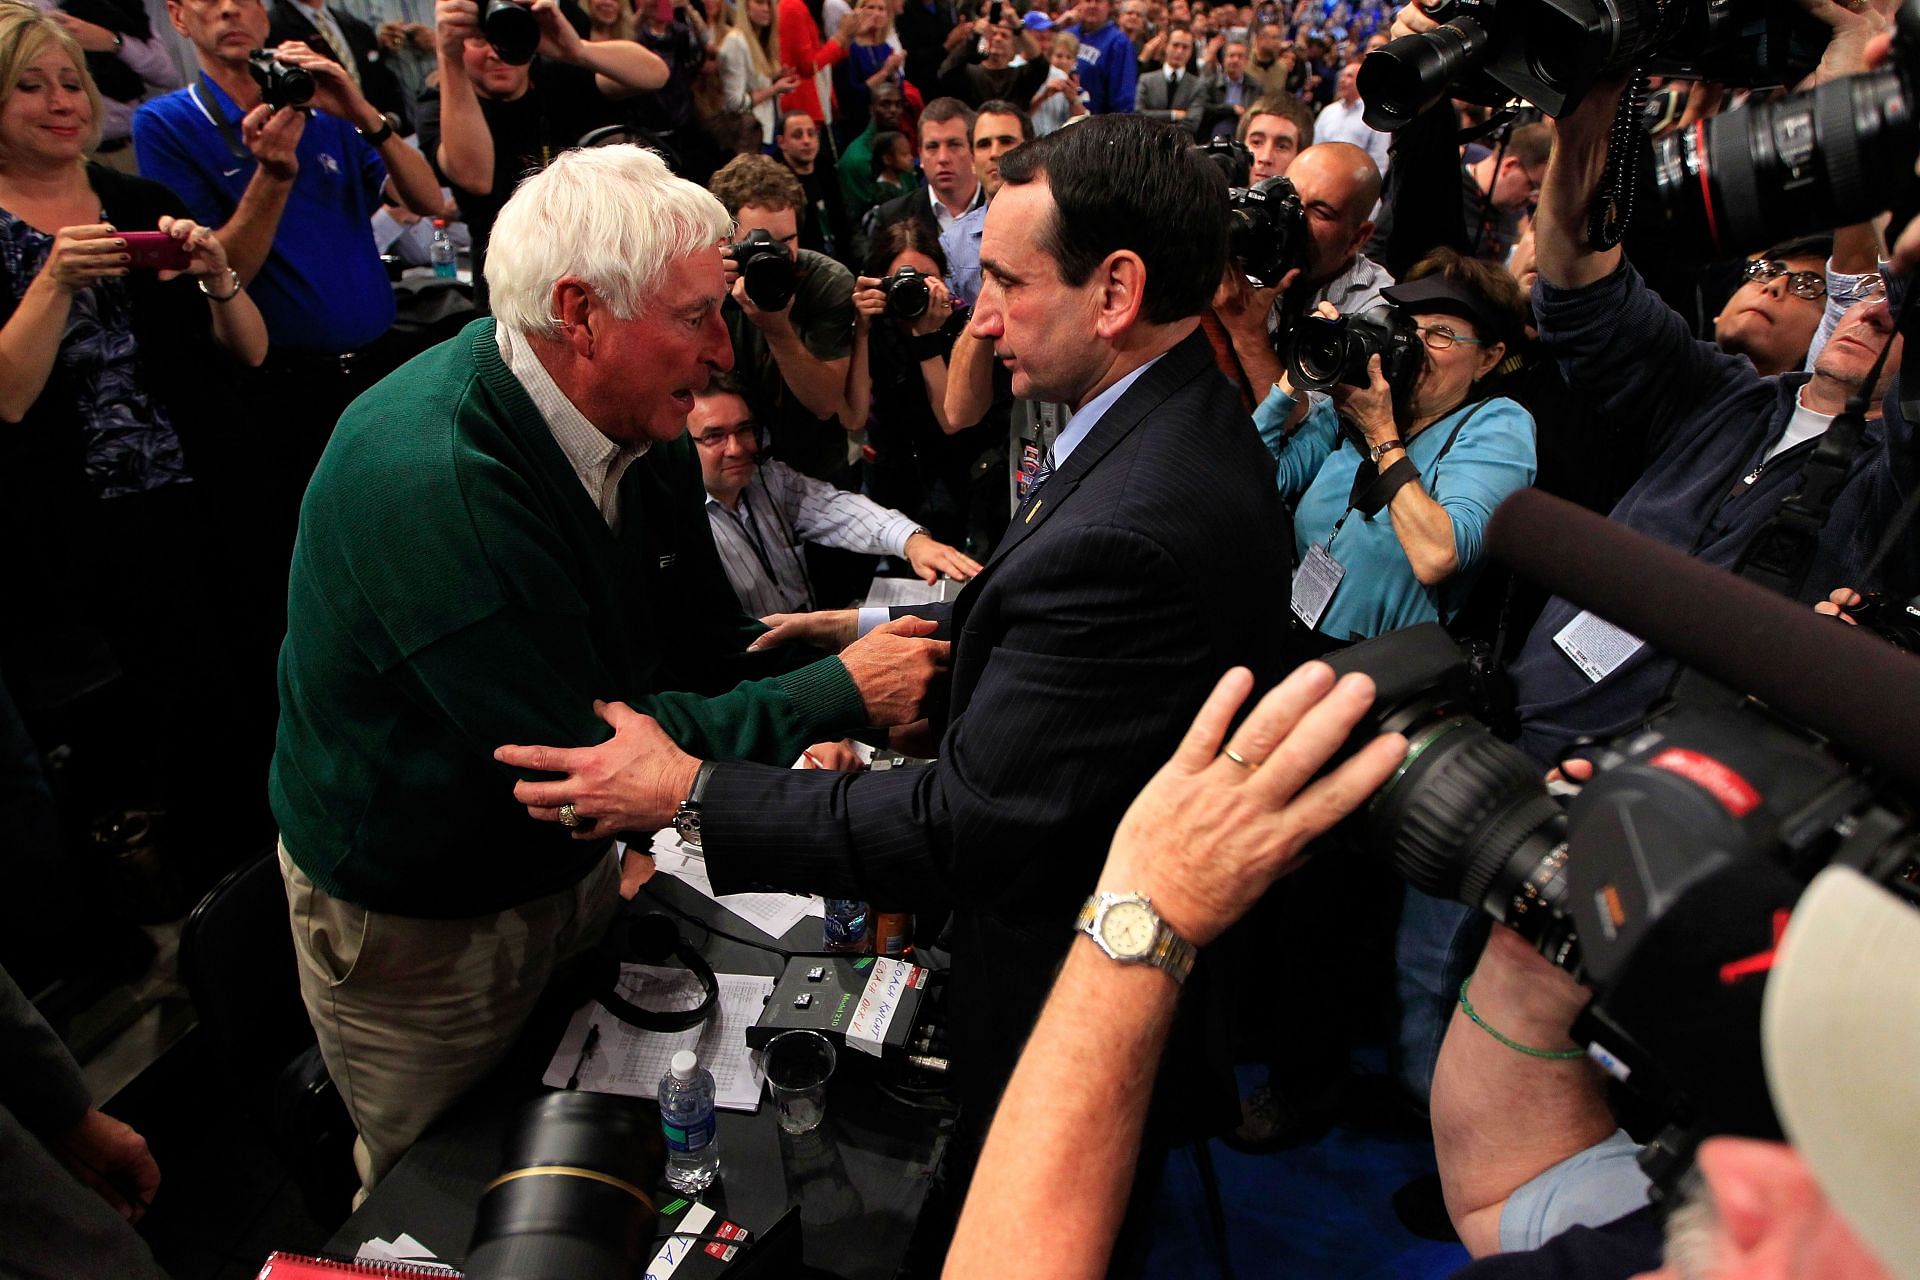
[1138,1068,1472,1280]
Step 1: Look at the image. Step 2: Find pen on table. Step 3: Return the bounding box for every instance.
[567,1023,601,1089]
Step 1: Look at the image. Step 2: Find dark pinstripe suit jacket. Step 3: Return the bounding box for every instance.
[703,329,1298,1137]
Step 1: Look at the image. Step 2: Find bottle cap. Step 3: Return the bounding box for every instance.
[432,217,447,228]
[671,1049,699,1080]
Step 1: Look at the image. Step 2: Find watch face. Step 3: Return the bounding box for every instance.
[1099,899,1157,958]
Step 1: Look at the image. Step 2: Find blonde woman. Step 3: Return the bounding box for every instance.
[716,0,797,145]
[588,0,637,42]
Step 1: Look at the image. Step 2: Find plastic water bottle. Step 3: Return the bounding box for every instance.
[429,219,457,279]
[824,899,869,951]
[659,1050,719,1192]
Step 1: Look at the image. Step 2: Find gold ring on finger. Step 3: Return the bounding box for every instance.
[1222,747,1256,769]
[558,802,581,829]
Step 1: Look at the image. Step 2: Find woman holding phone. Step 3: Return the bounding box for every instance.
[0,4,269,853]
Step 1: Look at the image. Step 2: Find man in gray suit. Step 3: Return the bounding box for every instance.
[1134,27,1207,135]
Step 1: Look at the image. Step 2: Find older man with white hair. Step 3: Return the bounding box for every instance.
[271,144,947,1197]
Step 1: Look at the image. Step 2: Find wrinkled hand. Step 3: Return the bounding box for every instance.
[1798,0,1897,84]
[838,616,950,726]
[38,224,128,291]
[437,0,481,56]
[273,41,371,126]
[495,700,702,837]
[241,100,306,180]
[155,216,228,282]
[1388,0,1440,40]
[55,1110,160,1222]
[802,738,867,771]
[50,11,120,53]
[903,531,982,582]
[1815,585,1863,625]
[1099,664,1406,946]
[749,608,857,653]
[1330,352,1396,447]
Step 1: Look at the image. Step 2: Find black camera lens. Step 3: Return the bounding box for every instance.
[484,0,542,65]
[728,230,798,311]
[466,1092,663,1280]
[1285,309,1422,393]
[247,49,315,109]
[1227,176,1308,287]
[883,267,930,321]
[1651,67,1917,258]
[1359,18,1491,132]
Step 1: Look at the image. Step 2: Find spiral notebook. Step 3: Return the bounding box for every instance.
[254,1253,464,1279]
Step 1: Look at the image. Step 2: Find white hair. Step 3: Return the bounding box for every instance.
[485,144,732,339]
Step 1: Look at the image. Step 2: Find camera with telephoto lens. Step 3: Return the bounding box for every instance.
[484,0,542,65]
[466,1092,663,1280]
[1648,0,1920,258]
[1285,306,1425,395]
[1357,0,1828,131]
[879,265,932,321]
[726,229,798,311]
[1227,176,1309,288]
[1317,622,1920,1193]
[247,49,314,109]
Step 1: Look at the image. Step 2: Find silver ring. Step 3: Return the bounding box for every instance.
[1222,747,1255,769]
[558,802,581,829]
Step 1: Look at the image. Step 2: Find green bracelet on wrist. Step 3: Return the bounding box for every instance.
[1457,977,1586,1060]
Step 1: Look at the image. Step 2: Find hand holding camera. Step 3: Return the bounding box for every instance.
[856,267,952,333]
[240,96,307,181]
[436,0,482,58]
[269,41,369,124]
[726,229,798,321]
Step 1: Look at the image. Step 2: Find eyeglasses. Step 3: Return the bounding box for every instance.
[691,422,759,449]
[1415,323,1484,352]
[1744,258,1827,301]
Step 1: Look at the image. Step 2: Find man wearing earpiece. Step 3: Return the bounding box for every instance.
[694,375,982,617]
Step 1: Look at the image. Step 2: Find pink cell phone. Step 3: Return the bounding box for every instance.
[121,231,192,272]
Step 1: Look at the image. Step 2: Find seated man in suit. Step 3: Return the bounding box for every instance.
[1134,26,1206,135]
[498,115,1300,1182]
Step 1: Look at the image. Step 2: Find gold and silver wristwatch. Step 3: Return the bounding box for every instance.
[1074,892,1197,985]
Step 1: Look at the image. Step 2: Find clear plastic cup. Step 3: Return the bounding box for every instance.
[763,1030,837,1134]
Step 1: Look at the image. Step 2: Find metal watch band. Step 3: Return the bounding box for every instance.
[1075,893,1196,986]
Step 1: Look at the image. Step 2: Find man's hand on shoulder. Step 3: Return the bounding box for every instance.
[496,699,702,837]
[838,616,950,727]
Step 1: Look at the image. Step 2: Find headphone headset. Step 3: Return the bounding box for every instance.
[587,904,720,1033]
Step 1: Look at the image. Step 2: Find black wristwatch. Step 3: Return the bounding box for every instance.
[671,761,717,847]
[357,112,398,146]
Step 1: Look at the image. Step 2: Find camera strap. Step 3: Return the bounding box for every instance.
[1332,397,1487,535]
[196,75,250,162]
[1732,286,1915,600]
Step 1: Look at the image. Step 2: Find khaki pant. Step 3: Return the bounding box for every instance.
[279,844,620,1199]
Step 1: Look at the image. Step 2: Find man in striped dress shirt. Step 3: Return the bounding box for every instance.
[694,377,982,616]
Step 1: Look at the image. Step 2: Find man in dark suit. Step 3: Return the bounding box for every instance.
[859,96,981,263]
[498,115,1297,1159]
[267,0,410,130]
[1135,26,1207,136]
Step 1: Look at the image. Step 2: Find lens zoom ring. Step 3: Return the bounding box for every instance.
[1388,731,1539,898]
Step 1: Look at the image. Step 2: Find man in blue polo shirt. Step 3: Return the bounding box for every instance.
[134,0,442,597]
[1060,0,1137,114]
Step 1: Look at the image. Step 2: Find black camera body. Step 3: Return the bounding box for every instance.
[1227,176,1309,288]
[1195,136,1254,188]
[880,265,932,321]
[1285,307,1424,395]
[1650,0,1920,257]
[727,229,798,312]
[484,0,542,65]
[1323,622,1920,1189]
[1358,0,1826,129]
[247,49,315,110]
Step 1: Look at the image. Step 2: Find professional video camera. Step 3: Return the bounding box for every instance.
[1285,306,1424,394]
[726,229,798,312]
[247,49,315,109]
[1358,0,1826,129]
[483,0,542,65]
[1228,176,1310,288]
[878,265,931,321]
[1649,0,1920,256]
[1318,491,1920,1192]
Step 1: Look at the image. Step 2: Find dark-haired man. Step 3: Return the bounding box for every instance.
[498,114,1298,1169]
[939,99,1031,307]
[864,96,981,256]
[774,110,853,261]
[838,79,908,217]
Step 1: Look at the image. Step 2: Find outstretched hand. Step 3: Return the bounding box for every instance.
[495,699,701,838]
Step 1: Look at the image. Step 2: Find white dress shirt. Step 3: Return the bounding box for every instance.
[709,460,924,617]
[496,324,646,530]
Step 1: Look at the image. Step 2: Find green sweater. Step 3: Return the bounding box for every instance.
[271,320,867,916]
